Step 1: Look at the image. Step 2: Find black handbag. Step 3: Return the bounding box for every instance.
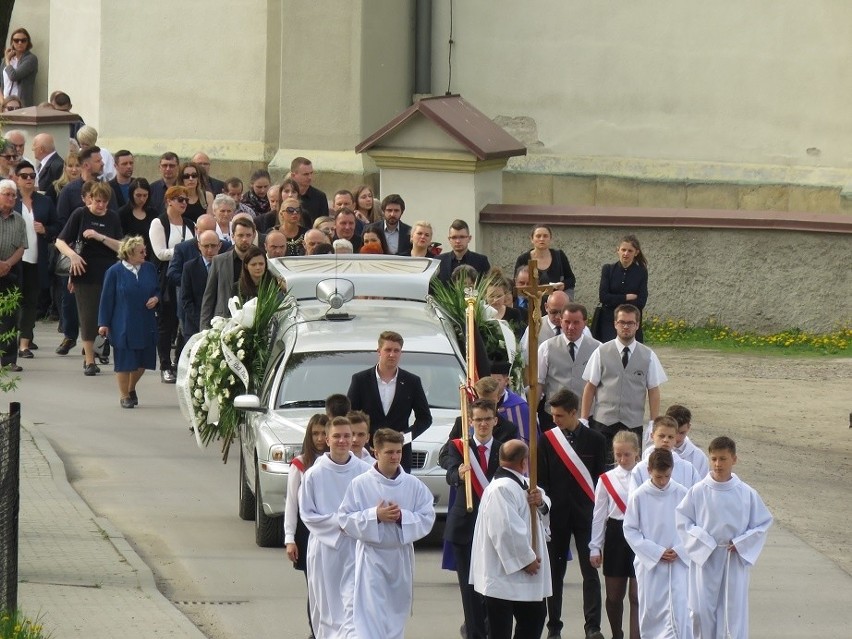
[590,304,604,340]
[93,334,110,364]
[54,219,85,276]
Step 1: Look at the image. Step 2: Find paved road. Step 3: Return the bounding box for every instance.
[12,323,851,639]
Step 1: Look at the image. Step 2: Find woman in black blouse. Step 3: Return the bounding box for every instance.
[117,178,156,260]
[513,224,576,300]
[598,234,648,342]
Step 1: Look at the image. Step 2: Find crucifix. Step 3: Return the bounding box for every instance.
[516,258,558,552]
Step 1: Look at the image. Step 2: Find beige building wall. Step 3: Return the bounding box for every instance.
[431,1,852,185]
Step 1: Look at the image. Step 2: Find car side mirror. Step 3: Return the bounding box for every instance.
[233,394,265,412]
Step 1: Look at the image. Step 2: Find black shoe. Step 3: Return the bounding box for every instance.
[18,349,34,359]
[120,397,135,409]
[161,369,176,384]
[129,390,139,406]
[56,338,76,355]
[30,342,38,350]
[6,364,22,372]
[83,363,99,376]
[585,631,604,639]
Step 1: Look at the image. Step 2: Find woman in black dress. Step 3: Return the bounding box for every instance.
[597,234,648,342]
[117,178,156,260]
[513,224,576,300]
[176,162,213,222]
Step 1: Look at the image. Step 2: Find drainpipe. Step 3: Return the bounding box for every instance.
[414,0,432,96]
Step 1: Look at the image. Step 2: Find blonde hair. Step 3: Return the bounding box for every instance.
[53,151,80,194]
[613,430,640,452]
[117,235,145,260]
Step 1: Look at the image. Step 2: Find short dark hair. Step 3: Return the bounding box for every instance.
[333,189,354,201]
[290,156,311,172]
[563,302,588,321]
[51,91,72,109]
[329,416,352,430]
[78,146,102,164]
[113,149,133,162]
[373,428,404,449]
[381,193,405,212]
[548,389,579,413]
[15,160,34,174]
[449,219,470,233]
[665,405,692,427]
[159,151,179,163]
[225,177,243,189]
[651,415,678,433]
[346,410,370,427]
[648,448,674,472]
[469,398,497,417]
[325,393,351,418]
[128,178,150,195]
[335,207,356,220]
[232,216,256,232]
[708,436,736,455]
[378,330,404,348]
[313,243,334,255]
[614,303,641,323]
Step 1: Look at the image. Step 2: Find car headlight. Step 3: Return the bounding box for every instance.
[269,444,302,463]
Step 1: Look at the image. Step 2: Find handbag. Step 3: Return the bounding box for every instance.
[93,334,110,364]
[54,220,85,277]
[590,304,604,340]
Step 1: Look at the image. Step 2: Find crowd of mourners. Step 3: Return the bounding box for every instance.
[0,26,774,639]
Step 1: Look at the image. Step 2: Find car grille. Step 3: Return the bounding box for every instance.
[411,450,427,469]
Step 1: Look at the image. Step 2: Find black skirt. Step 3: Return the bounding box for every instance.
[603,518,636,578]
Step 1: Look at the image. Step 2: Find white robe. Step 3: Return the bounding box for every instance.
[470,472,553,601]
[623,479,691,639]
[676,437,710,478]
[676,474,773,639]
[300,453,371,639]
[338,465,436,639]
[632,452,701,492]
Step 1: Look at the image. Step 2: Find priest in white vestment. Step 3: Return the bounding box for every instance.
[676,436,772,639]
[623,449,691,639]
[470,439,552,639]
[338,428,435,639]
[300,418,371,639]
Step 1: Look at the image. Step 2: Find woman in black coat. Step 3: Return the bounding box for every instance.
[513,224,576,301]
[597,234,648,342]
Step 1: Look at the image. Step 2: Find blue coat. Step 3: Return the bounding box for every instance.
[98,261,160,350]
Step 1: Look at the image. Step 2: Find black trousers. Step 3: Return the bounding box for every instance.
[452,542,488,639]
[485,595,546,639]
[157,289,182,370]
[546,525,601,635]
[590,418,643,468]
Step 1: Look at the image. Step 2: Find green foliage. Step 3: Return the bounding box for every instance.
[645,316,852,356]
[0,286,22,392]
[0,609,52,639]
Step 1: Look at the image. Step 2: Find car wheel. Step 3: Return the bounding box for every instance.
[254,459,284,547]
[238,451,256,521]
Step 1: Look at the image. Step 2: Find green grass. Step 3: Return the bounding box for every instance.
[644,317,852,357]
[0,610,51,639]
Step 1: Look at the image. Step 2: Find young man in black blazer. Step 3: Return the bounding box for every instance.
[538,389,607,639]
[347,330,432,472]
[444,398,504,639]
[437,219,491,283]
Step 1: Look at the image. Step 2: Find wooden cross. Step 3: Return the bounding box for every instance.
[516,259,558,552]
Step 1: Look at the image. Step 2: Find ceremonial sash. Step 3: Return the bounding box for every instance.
[543,428,595,502]
[290,457,305,473]
[452,439,489,498]
[600,472,627,514]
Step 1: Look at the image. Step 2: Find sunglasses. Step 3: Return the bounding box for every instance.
[12,38,28,44]
[174,197,189,204]
[182,173,198,179]
[284,206,302,214]
[17,173,35,180]
[0,155,17,160]
[2,106,19,112]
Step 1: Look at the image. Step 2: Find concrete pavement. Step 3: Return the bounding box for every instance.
[13,416,852,638]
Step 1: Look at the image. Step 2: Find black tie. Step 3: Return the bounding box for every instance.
[569,341,576,361]
[622,346,630,368]
[554,324,561,336]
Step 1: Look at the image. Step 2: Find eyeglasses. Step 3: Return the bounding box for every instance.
[182,173,198,180]
[284,206,302,214]
[615,320,638,327]
[173,197,189,204]
[17,173,35,180]
[12,38,28,44]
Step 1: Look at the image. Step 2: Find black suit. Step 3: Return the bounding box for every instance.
[366,220,412,256]
[444,438,501,639]
[437,250,491,283]
[37,152,65,193]
[538,424,606,637]
[347,366,432,472]
[439,415,519,470]
[180,256,210,338]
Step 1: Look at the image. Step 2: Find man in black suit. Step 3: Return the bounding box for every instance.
[148,152,179,213]
[333,208,363,253]
[191,152,225,196]
[437,219,491,283]
[538,389,606,639]
[291,156,328,225]
[108,150,134,208]
[181,230,221,339]
[443,398,504,639]
[32,133,64,193]
[367,193,412,256]
[347,330,432,472]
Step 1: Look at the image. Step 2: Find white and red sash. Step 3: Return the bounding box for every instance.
[543,428,595,502]
[290,457,305,473]
[452,439,490,498]
[600,472,627,514]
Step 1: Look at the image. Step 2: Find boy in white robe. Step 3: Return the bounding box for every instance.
[470,439,552,639]
[667,404,709,477]
[676,436,772,639]
[623,448,691,639]
[299,417,371,639]
[338,428,436,639]
[632,416,701,491]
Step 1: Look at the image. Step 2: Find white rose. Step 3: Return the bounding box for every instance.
[237,350,245,359]
[220,360,227,369]
[194,389,202,399]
